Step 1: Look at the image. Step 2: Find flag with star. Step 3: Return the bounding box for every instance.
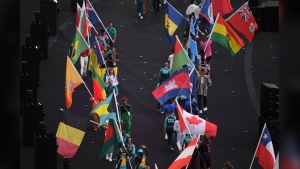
[152,65,191,105]
[253,123,276,169]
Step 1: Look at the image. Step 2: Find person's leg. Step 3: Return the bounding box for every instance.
[113,67,118,77]
[197,95,202,112]
[92,113,100,131]
[156,0,160,14]
[80,57,84,76]
[83,56,88,76]
[203,96,207,110]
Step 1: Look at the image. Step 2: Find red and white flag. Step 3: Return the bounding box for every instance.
[176,101,217,137]
[168,136,199,169]
[226,1,258,42]
[254,123,276,169]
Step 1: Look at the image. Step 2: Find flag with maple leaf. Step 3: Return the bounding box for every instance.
[176,100,217,137]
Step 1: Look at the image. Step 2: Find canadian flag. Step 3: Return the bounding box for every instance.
[176,100,217,137]
[168,136,199,169]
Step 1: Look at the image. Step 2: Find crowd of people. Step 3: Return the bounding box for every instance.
[75,0,235,168]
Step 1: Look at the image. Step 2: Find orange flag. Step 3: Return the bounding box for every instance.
[65,56,84,109]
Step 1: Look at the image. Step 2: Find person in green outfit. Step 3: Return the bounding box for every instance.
[119,97,133,135]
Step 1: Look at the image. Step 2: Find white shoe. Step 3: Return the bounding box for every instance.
[170,147,174,151]
[109,157,112,161]
[159,3,161,6]
[199,110,202,114]
[106,154,109,160]
[203,107,208,111]
[140,16,143,19]
[161,111,164,114]
[139,13,141,16]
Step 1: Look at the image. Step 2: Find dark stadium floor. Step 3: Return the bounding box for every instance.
[20,0,279,168]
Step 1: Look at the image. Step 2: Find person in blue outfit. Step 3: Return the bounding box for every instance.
[163,99,177,116]
[184,94,199,115]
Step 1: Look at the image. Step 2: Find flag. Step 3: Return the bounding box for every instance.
[86,0,101,25]
[226,1,258,42]
[199,0,214,32]
[152,66,191,105]
[56,111,89,158]
[99,119,120,158]
[68,28,89,64]
[189,66,197,98]
[87,37,100,77]
[168,136,199,169]
[78,2,89,42]
[210,13,245,56]
[188,19,198,63]
[212,0,233,17]
[89,92,113,116]
[99,112,117,127]
[165,2,185,44]
[255,124,276,169]
[65,57,84,109]
[172,36,190,74]
[177,102,217,136]
[93,36,105,64]
[92,65,106,101]
[175,100,187,133]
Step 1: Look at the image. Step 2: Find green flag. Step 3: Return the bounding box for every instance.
[171,36,190,73]
[99,119,120,159]
[68,28,89,64]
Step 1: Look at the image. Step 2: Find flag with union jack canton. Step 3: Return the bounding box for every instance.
[85,0,101,25]
[226,1,258,42]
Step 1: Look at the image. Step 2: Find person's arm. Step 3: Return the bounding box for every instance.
[142,145,149,156]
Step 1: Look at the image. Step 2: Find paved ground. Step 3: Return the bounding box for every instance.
[20,0,279,168]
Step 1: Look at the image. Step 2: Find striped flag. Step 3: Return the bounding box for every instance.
[56,111,89,158]
[168,136,199,169]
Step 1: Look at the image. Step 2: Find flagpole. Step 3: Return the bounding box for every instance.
[175,99,193,137]
[185,134,200,169]
[175,35,200,76]
[207,12,219,44]
[66,56,94,101]
[77,3,98,34]
[113,118,133,169]
[86,0,114,42]
[225,1,247,21]
[203,12,219,59]
[94,36,109,76]
[113,89,122,131]
[249,123,266,169]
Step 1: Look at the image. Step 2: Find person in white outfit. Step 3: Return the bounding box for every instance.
[80,48,90,77]
[168,48,174,70]
[186,0,201,19]
[105,68,119,86]
[173,115,185,153]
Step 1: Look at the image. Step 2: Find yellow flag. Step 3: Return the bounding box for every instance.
[65,57,84,109]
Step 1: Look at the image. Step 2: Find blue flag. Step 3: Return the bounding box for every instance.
[93,36,104,64]
[86,0,101,25]
[189,66,197,98]
[199,0,214,33]
[188,19,198,63]
[165,2,185,44]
